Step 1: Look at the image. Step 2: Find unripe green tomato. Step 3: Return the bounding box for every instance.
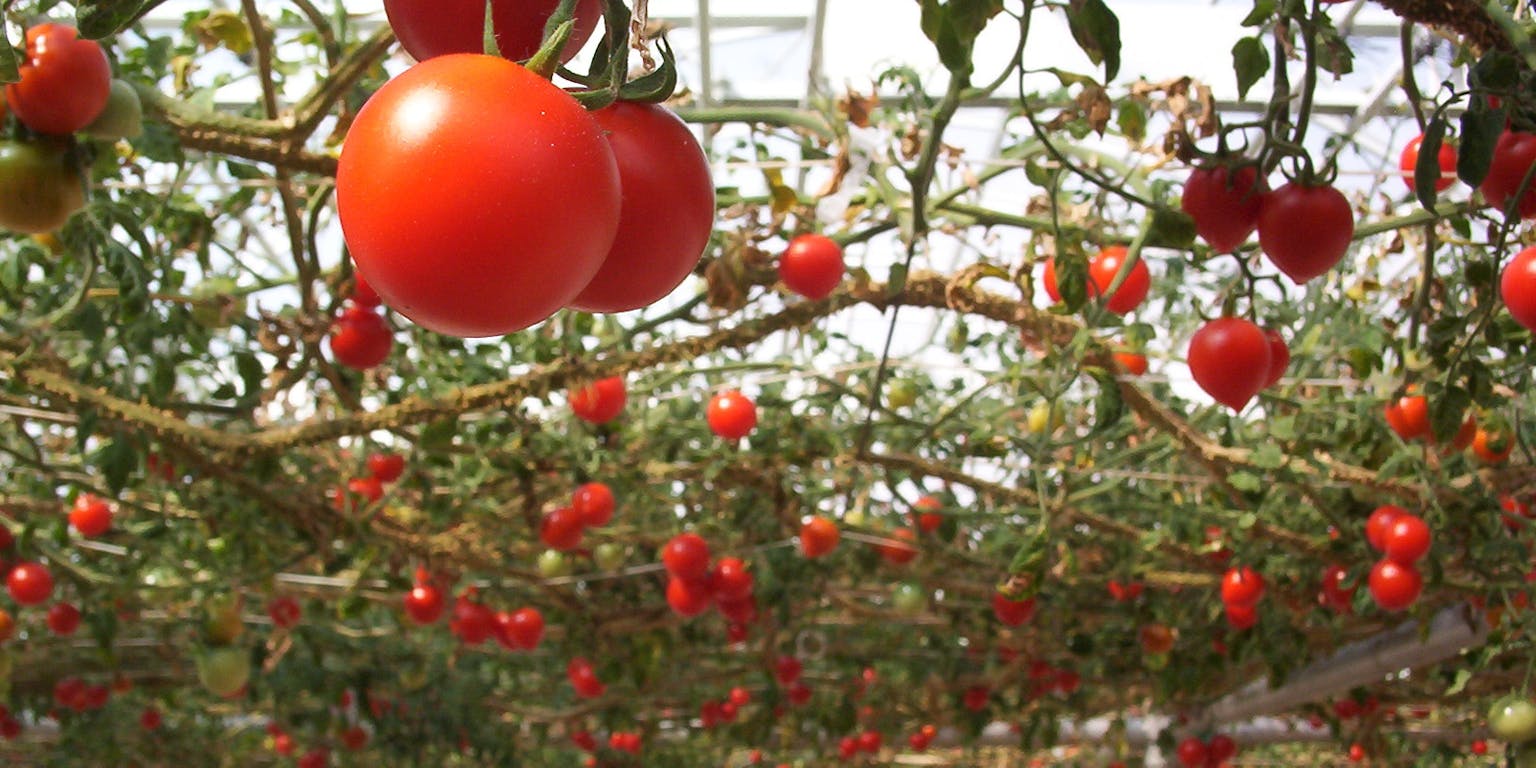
[195,646,251,697]
[843,508,867,528]
[593,543,626,571]
[537,549,571,579]
[203,593,244,645]
[0,140,85,234]
[885,379,918,409]
[81,80,144,140]
[891,582,926,615]
[1490,696,1536,743]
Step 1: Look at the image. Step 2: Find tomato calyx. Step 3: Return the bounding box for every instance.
[563,0,681,109]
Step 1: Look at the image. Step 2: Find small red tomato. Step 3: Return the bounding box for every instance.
[662,533,711,581]
[712,557,754,601]
[707,389,758,440]
[799,516,840,558]
[568,376,626,424]
[856,730,882,753]
[1208,733,1238,762]
[403,582,444,625]
[139,706,161,731]
[1043,245,1151,314]
[1220,566,1265,608]
[350,272,382,308]
[7,562,53,605]
[367,452,405,483]
[666,576,714,617]
[1188,317,1272,411]
[912,495,944,533]
[494,606,545,650]
[1257,181,1354,284]
[449,596,495,645]
[267,595,302,629]
[571,482,615,527]
[1348,742,1366,762]
[1482,131,1536,219]
[1366,504,1406,552]
[779,234,845,300]
[347,476,384,504]
[297,747,330,768]
[69,493,113,537]
[6,25,111,135]
[1181,163,1267,253]
[875,527,918,565]
[962,684,990,711]
[1225,601,1258,630]
[1262,329,1289,389]
[328,306,392,370]
[1175,736,1208,768]
[772,655,803,686]
[1368,559,1423,612]
[1113,351,1148,376]
[45,602,80,636]
[1502,245,1536,333]
[1399,133,1457,192]
[567,657,605,698]
[1383,393,1431,441]
[717,594,759,625]
[991,593,1037,626]
[1382,513,1431,565]
[1473,427,1515,464]
[539,506,585,551]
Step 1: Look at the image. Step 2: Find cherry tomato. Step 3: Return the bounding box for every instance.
[913,495,944,533]
[1043,245,1151,314]
[706,389,757,440]
[6,25,110,135]
[666,576,714,617]
[384,0,602,63]
[337,55,621,338]
[1489,696,1536,743]
[1175,736,1208,768]
[773,655,803,686]
[139,707,161,731]
[195,646,251,698]
[403,582,444,625]
[1221,566,1265,607]
[876,528,918,565]
[567,657,605,698]
[1368,559,1422,612]
[329,306,392,370]
[7,562,53,605]
[779,234,846,300]
[267,595,302,629]
[1113,351,1148,376]
[1399,133,1457,192]
[799,516,840,558]
[712,557,753,601]
[367,452,406,483]
[1382,513,1431,564]
[1224,601,1258,629]
[717,594,758,625]
[572,481,615,527]
[1208,733,1238,762]
[350,272,382,308]
[494,606,544,650]
[1383,393,1431,441]
[1319,564,1355,612]
[69,493,112,537]
[570,102,715,312]
[297,747,330,768]
[962,684,990,711]
[1473,426,1515,464]
[662,533,711,581]
[1188,317,1271,410]
[449,596,495,644]
[1502,245,1536,333]
[1258,182,1354,284]
[0,609,13,642]
[1262,329,1289,389]
[1366,504,1406,551]
[568,376,627,424]
[1181,163,1267,253]
[45,602,80,636]
[1138,623,1175,654]
[539,506,585,551]
[1482,131,1536,219]
[0,140,86,234]
[991,593,1036,626]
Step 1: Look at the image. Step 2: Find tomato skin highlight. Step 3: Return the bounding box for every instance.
[1257,182,1355,284]
[1187,317,1271,411]
[569,102,715,312]
[6,25,111,136]
[384,0,603,63]
[337,54,621,338]
[1181,164,1267,253]
[1501,246,1536,333]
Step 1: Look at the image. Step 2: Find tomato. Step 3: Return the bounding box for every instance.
[1113,351,1148,376]
[272,731,295,756]
[569,102,715,312]
[888,582,924,614]
[1474,426,1515,464]
[707,389,758,440]
[913,495,943,533]
[567,657,605,698]
[799,516,840,558]
[1347,743,1366,762]
[81,80,144,140]
[885,378,918,408]
[367,452,405,483]
[537,549,571,578]
[1490,696,1536,743]
[69,493,112,537]
[1188,317,1271,410]
[991,593,1037,626]
[1367,559,1422,612]
[1208,734,1238,763]
[1224,601,1258,629]
[350,272,382,308]
[1138,623,1175,654]
[1181,164,1267,253]
[962,685,990,711]
[1257,182,1354,284]
[773,655,803,686]
[837,736,859,760]
[139,707,161,731]
[1043,246,1151,314]
[1175,737,1208,768]
[267,595,302,629]
[494,606,544,650]
[1383,393,1430,441]
[717,594,758,624]
[1502,246,1536,332]
[856,730,883,753]
[45,602,80,636]
[329,306,392,370]
[449,596,495,645]
[384,0,602,62]
[337,55,621,337]
[403,582,444,625]
[1471,740,1488,755]
[1262,329,1289,389]
[1482,131,1536,219]
[908,732,931,751]
[0,140,86,234]
[572,481,615,527]
[346,476,384,504]
[667,576,714,617]
[342,726,368,751]
[1221,566,1265,607]
[778,234,846,300]
[6,25,110,135]
[7,562,53,605]
[1366,504,1405,551]
[568,376,626,424]
[712,557,753,601]
[592,542,625,571]
[1108,580,1144,602]
[0,609,12,641]
[1319,564,1355,612]
[1382,513,1431,564]
[196,646,252,698]
[662,532,711,580]
[1399,133,1457,192]
[876,528,918,565]
[297,747,330,768]
[539,506,585,551]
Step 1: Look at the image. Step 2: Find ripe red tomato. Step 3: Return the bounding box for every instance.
[346,476,384,504]
[1181,163,1267,253]
[7,562,53,605]
[1319,564,1355,612]
[139,707,161,731]
[1208,733,1238,762]
[337,55,621,337]
[46,602,80,636]
[403,582,444,625]
[1043,246,1151,314]
[876,528,918,565]
[273,732,295,756]
[449,596,495,645]
[350,272,382,308]
[662,532,711,580]
[495,606,545,650]
[1399,134,1457,192]
[773,655,803,686]
[991,593,1037,626]
[1383,393,1431,441]
[1175,737,1208,768]
[568,376,627,424]
[569,102,715,312]
[1501,246,1536,332]
[297,747,330,768]
[341,726,368,751]
[1482,131,1536,219]
[962,684,990,711]
[1107,580,1144,602]
[1366,504,1405,551]
[1221,566,1265,607]
[707,390,758,440]
[1113,351,1148,376]
[539,506,585,551]
[267,595,302,629]
[69,493,112,537]
[367,452,405,483]
[1224,601,1258,629]
[6,25,110,135]
[1257,182,1354,284]
[717,594,759,625]
[329,306,392,370]
[712,557,754,601]
[779,234,846,300]
[913,495,944,533]
[384,0,602,62]
[567,657,605,698]
[1262,329,1289,389]
[856,730,882,753]
[1188,317,1271,410]
[572,482,615,527]
[0,140,86,234]
[799,516,840,558]
[1368,559,1422,611]
[1382,514,1431,564]
[1473,427,1515,464]
[666,576,714,617]
[1471,739,1488,755]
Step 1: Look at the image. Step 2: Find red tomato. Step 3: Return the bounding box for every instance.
[666,576,714,617]
[567,657,605,698]
[328,306,392,370]
[1180,164,1267,253]
[384,0,602,62]
[799,516,840,558]
[662,532,711,580]
[69,493,112,537]
[1139,623,1175,654]
[908,732,931,751]
[717,594,758,625]
[913,495,944,533]
[1208,733,1238,762]
[1382,514,1431,564]
[1188,317,1271,410]
[139,707,161,731]
[449,597,495,645]
[337,55,621,337]
[5,25,110,135]
[367,452,405,483]
[837,736,858,760]
[1399,134,1457,192]
[773,655,803,686]
[1257,182,1354,284]
[712,557,754,601]
[707,390,758,440]
[876,528,918,565]
[0,609,12,642]
[569,377,627,424]
[1383,394,1431,441]
[539,506,585,551]
[350,272,382,308]
[46,602,80,635]
[297,747,330,768]
[7,562,52,605]
[856,730,882,753]
[1107,580,1144,602]
[1318,564,1355,612]
[572,482,615,527]
[962,685,990,711]
[779,234,846,300]
[729,686,752,707]
[569,102,715,312]
[494,606,545,650]
[267,595,302,629]
[347,476,384,504]
[272,732,295,756]
[341,726,368,751]
[1221,566,1265,607]
[403,582,444,625]
[1113,351,1148,376]
[1473,427,1515,464]
[1366,504,1406,551]
[1043,246,1151,314]
[1501,245,1536,332]
[1368,559,1422,611]
[1262,329,1289,389]
[1224,601,1258,630]
[1482,131,1536,219]
[1175,737,1208,768]
[991,593,1037,626]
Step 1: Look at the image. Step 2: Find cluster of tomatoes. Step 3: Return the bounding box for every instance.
[659,533,757,623]
[1219,565,1265,629]
[1174,733,1240,768]
[538,480,617,552]
[328,276,394,371]
[1181,162,1354,285]
[399,569,548,651]
[331,450,405,512]
[1363,505,1430,612]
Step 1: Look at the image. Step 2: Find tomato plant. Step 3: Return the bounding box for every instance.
[1257,181,1355,284]
[1181,163,1267,253]
[6,24,110,135]
[383,0,603,62]
[778,234,846,300]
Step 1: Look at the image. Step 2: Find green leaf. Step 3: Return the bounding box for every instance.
[1240,0,1276,26]
[95,438,136,495]
[1231,37,1270,100]
[1445,667,1473,697]
[78,0,169,39]
[1054,245,1090,312]
[1117,100,1146,144]
[0,27,18,85]
[1415,116,1448,210]
[1228,471,1262,492]
[1065,0,1121,81]
[1458,104,1505,188]
[1087,367,1124,436]
[1250,442,1285,469]
[1144,208,1196,250]
[1470,49,1519,91]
